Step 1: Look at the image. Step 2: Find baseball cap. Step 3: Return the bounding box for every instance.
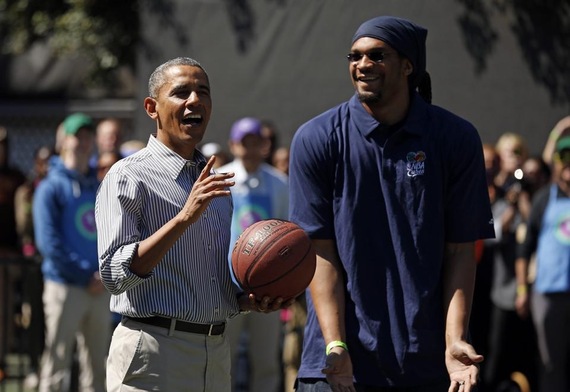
[555,136,570,152]
[63,113,94,136]
[230,117,262,142]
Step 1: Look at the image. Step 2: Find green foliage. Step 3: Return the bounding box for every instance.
[0,0,139,87]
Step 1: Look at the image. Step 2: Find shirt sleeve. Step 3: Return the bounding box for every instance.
[95,168,148,295]
[288,121,336,238]
[443,122,495,242]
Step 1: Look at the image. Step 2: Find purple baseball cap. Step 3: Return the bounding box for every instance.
[230,117,262,142]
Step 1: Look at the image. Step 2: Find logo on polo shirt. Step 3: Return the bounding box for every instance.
[406,151,426,177]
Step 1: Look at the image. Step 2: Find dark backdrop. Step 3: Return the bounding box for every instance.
[135,0,570,153]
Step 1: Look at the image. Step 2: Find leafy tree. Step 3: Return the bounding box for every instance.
[0,0,139,88]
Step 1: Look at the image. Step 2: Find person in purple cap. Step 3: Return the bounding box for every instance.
[288,16,494,392]
[219,116,289,392]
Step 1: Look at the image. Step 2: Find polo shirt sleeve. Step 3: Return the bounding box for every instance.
[288,120,336,239]
[444,123,495,242]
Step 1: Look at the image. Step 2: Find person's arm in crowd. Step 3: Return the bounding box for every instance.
[515,187,549,318]
[542,116,570,166]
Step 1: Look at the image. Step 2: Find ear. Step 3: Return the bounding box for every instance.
[144,97,158,120]
[403,59,413,76]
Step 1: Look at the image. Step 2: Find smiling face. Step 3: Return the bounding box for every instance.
[144,64,212,159]
[349,37,412,109]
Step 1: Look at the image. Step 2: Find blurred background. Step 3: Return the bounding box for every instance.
[0,0,569,174]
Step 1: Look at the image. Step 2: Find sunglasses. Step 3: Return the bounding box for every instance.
[346,51,396,63]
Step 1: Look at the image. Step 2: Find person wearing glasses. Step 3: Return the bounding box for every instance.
[95,57,287,392]
[515,136,570,392]
[288,16,494,392]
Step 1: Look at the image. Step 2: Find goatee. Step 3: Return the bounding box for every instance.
[357,91,382,104]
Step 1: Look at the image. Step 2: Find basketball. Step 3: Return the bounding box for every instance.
[231,219,316,301]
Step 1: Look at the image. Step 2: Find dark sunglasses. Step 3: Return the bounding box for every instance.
[346,51,395,63]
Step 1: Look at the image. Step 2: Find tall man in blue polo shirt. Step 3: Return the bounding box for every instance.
[289,16,494,392]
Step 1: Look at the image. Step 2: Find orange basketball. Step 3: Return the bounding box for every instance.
[231,219,316,301]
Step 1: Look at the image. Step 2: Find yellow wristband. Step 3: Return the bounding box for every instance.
[516,284,527,296]
[326,340,348,355]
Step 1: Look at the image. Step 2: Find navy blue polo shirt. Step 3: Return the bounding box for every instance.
[289,93,494,387]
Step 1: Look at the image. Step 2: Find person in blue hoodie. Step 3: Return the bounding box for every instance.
[33,113,110,392]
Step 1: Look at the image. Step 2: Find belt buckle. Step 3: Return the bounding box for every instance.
[208,324,214,336]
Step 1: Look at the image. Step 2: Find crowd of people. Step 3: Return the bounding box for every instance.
[0,14,568,392]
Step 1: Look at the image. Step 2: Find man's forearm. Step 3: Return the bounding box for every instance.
[442,242,476,346]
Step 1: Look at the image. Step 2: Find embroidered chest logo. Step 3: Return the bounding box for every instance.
[406,151,426,177]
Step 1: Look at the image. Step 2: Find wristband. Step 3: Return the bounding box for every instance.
[326,340,348,355]
[516,284,527,296]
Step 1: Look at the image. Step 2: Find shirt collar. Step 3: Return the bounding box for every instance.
[146,135,207,180]
[350,92,428,138]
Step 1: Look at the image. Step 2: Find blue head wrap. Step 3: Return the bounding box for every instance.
[351,16,428,88]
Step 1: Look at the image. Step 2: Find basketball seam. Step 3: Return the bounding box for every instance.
[248,241,314,294]
[243,225,301,285]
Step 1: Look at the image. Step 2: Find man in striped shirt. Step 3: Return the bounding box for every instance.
[95,57,284,392]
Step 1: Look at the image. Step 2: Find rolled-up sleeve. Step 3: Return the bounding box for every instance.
[96,169,150,294]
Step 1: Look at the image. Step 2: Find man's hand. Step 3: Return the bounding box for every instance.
[238,292,295,313]
[445,341,483,392]
[322,348,356,392]
[181,155,234,224]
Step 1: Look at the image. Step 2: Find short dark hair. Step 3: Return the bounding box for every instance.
[148,57,209,98]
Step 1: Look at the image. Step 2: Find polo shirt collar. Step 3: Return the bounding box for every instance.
[350,92,428,138]
[146,134,207,180]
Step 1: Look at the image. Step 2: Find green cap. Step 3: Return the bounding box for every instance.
[63,113,94,135]
[555,136,570,152]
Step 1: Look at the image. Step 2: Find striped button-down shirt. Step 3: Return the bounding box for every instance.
[95,135,239,323]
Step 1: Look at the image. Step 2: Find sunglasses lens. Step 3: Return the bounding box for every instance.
[347,53,361,62]
[367,52,384,62]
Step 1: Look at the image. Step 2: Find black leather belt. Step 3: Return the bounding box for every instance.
[125,316,225,336]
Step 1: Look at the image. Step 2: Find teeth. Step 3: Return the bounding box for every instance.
[184,114,202,119]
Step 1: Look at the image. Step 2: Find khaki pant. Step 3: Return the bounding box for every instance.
[107,317,231,391]
[39,280,111,392]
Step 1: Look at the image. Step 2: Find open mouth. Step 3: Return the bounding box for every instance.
[182,114,203,126]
